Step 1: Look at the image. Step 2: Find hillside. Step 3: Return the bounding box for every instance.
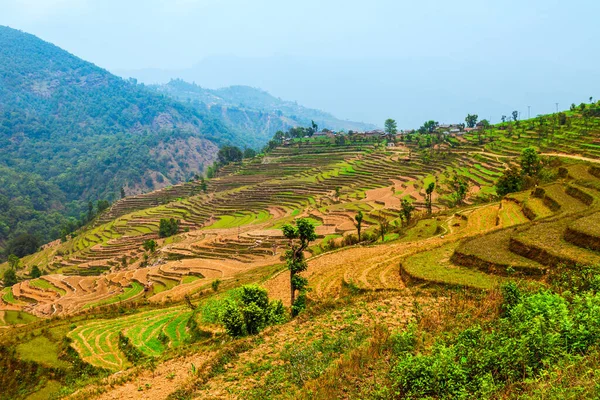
[0,26,243,248]
[2,105,600,399]
[152,79,377,145]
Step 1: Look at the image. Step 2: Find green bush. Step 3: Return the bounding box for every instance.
[221,299,246,337]
[3,268,17,286]
[158,218,180,238]
[391,282,600,399]
[30,265,42,279]
[220,285,287,337]
[243,302,266,335]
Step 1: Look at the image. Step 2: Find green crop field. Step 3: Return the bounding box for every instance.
[83,282,144,309]
[69,306,192,370]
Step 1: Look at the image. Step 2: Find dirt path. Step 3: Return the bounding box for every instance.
[86,351,216,400]
[540,153,600,164]
[455,150,600,165]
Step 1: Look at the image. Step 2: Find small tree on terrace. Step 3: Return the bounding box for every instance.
[3,268,17,287]
[354,211,364,241]
[520,147,541,178]
[425,182,435,214]
[335,186,341,199]
[243,148,257,159]
[30,265,42,279]
[400,198,415,226]
[282,219,317,316]
[496,166,523,196]
[385,118,397,138]
[376,214,390,242]
[199,177,208,193]
[217,145,243,165]
[159,218,180,238]
[512,110,519,122]
[8,254,20,270]
[465,114,478,128]
[143,239,157,253]
[449,174,469,206]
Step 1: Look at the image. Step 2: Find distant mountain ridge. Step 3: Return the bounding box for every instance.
[0,26,236,247]
[152,79,377,142]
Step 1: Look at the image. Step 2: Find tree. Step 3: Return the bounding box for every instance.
[143,239,157,253]
[465,114,478,128]
[8,254,20,270]
[355,211,364,241]
[425,182,435,214]
[97,199,110,213]
[520,147,541,178]
[30,265,42,279]
[5,234,39,258]
[400,198,415,225]
[274,130,285,142]
[3,268,17,287]
[243,148,256,159]
[385,118,397,137]
[335,186,341,199]
[217,145,243,165]
[496,166,523,196]
[558,112,567,125]
[220,284,286,337]
[512,111,519,122]
[87,200,94,222]
[501,115,507,123]
[449,175,469,206]
[120,186,126,199]
[158,218,180,238]
[199,177,208,193]
[376,214,390,241]
[282,219,317,316]
[422,120,438,134]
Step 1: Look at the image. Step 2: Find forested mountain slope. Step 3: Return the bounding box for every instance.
[0,26,237,249]
[152,79,377,145]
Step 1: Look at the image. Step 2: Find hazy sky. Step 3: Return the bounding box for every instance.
[2,0,599,126]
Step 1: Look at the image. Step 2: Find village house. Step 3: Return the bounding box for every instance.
[313,130,335,138]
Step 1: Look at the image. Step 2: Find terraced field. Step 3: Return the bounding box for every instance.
[4,112,600,399]
[69,306,193,370]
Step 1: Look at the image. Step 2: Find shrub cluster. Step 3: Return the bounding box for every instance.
[220,285,286,337]
[390,281,600,398]
[158,218,180,238]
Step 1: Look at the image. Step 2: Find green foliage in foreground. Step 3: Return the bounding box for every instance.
[390,275,600,399]
[221,285,287,337]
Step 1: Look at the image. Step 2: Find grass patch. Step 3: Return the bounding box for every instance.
[16,335,69,368]
[83,281,144,309]
[30,278,67,296]
[402,242,502,290]
[1,310,39,325]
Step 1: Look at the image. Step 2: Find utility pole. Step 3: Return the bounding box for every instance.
[555,103,559,113]
[528,106,531,119]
